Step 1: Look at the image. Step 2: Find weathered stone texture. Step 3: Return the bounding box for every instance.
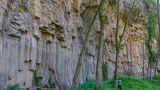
[0,0,155,89]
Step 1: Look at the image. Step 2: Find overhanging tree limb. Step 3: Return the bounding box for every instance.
[72,0,105,87]
[119,0,136,46]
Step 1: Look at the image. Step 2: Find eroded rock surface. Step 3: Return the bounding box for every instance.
[0,0,155,89]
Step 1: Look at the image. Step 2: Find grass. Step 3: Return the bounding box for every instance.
[0,84,26,90]
[0,76,160,90]
[71,76,160,90]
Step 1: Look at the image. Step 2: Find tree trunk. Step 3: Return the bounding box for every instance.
[142,42,145,79]
[114,0,120,89]
[95,0,105,90]
[126,44,130,76]
[147,66,149,78]
[130,41,133,76]
[157,0,160,34]
[150,60,152,79]
[72,1,102,87]
[154,59,158,77]
[149,48,152,79]
[157,0,160,78]
[114,47,120,89]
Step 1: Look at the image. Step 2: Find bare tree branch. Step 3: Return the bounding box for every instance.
[72,0,105,87]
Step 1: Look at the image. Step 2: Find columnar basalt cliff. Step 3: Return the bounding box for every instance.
[0,0,156,89]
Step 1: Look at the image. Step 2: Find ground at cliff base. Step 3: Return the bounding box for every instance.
[71,76,160,90]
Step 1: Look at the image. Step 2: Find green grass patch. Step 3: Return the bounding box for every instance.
[71,76,160,90]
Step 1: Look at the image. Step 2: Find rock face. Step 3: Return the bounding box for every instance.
[0,0,154,89]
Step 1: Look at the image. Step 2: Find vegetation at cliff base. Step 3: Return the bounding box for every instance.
[71,76,160,90]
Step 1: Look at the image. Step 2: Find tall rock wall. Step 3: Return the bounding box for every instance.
[0,0,153,89]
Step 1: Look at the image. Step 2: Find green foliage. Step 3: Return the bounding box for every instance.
[156,37,160,59]
[17,0,25,2]
[157,37,160,50]
[48,75,56,89]
[17,6,28,12]
[7,84,20,90]
[152,74,160,84]
[71,80,96,90]
[32,71,41,87]
[71,76,160,90]
[102,62,108,81]
[0,86,5,90]
[145,2,157,68]
[145,12,157,39]
[0,84,25,90]
[143,0,156,9]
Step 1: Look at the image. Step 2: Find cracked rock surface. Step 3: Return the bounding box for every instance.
[0,0,156,89]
